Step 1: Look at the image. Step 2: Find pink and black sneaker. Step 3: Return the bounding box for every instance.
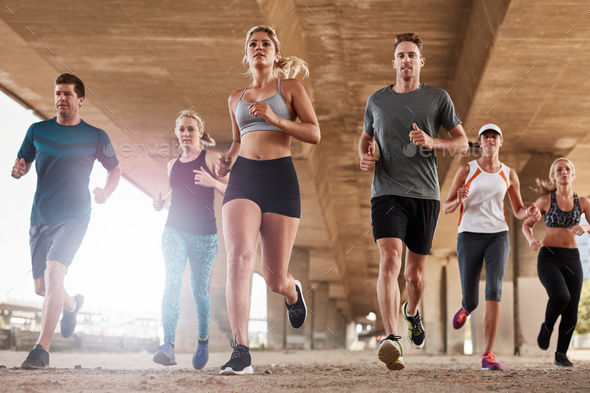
[481,352,503,371]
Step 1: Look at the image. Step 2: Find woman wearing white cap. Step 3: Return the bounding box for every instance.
[443,123,540,370]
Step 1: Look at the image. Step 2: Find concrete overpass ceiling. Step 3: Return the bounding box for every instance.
[2,0,590,324]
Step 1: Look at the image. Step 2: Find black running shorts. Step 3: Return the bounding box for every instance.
[223,156,301,218]
[371,195,439,255]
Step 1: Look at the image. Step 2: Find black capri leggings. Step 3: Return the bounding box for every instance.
[537,247,583,353]
[457,231,510,313]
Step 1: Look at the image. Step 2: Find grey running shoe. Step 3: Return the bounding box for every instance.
[153,342,177,366]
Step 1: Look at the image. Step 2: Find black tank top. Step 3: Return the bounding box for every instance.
[165,150,216,235]
[544,192,581,228]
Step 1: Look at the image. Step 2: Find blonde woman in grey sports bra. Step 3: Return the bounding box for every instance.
[215,25,320,375]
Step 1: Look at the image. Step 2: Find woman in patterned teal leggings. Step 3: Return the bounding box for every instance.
[152,110,227,369]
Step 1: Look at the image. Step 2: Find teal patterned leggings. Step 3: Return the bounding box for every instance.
[161,227,218,342]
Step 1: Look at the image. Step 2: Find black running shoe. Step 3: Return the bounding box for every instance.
[285,280,307,329]
[21,344,50,370]
[61,294,84,338]
[219,339,253,375]
[554,352,574,367]
[537,322,552,350]
[402,301,425,349]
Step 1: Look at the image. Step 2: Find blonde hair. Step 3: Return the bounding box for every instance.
[175,110,215,148]
[242,25,309,79]
[532,157,575,195]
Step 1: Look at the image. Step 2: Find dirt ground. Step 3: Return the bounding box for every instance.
[1,349,589,393]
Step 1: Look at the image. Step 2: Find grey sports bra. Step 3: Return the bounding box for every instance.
[235,79,294,136]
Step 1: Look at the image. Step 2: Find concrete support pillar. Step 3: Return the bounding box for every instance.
[267,246,312,349]
[512,153,560,356]
[266,276,286,350]
[470,282,514,356]
[345,321,358,348]
[325,299,346,348]
[514,222,552,356]
[311,282,329,349]
[469,214,515,357]
[286,247,312,349]
[421,255,446,354]
[175,267,198,353]
[446,255,465,355]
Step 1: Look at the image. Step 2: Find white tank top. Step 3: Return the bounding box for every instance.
[458,160,510,233]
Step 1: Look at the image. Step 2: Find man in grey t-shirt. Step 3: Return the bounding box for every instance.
[358,32,468,370]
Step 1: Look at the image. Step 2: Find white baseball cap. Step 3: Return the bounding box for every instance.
[478,123,502,137]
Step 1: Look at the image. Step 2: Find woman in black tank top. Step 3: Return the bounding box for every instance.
[522,158,590,367]
[151,110,227,370]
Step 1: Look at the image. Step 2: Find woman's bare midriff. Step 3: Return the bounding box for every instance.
[542,227,578,248]
[239,131,292,160]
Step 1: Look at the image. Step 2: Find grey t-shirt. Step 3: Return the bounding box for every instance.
[364,83,462,201]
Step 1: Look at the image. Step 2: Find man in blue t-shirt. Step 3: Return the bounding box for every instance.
[11,73,121,369]
[359,33,468,370]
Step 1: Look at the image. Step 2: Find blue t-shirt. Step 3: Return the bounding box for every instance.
[17,117,119,225]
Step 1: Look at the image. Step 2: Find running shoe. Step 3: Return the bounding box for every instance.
[378,334,404,370]
[21,344,50,370]
[153,342,177,366]
[481,352,503,370]
[219,339,253,375]
[285,280,307,329]
[453,308,470,330]
[537,322,552,350]
[192,338,209,370]
[61,294,84,338]
[402,301,425,349]
[554,352,574,367]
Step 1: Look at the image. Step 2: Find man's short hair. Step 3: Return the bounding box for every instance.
[55,73,85,98]
[394,33,424,57]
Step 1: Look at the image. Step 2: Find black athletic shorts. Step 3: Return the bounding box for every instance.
[223,156,301,218]
[371,195,440,255]
[29,220,88,279]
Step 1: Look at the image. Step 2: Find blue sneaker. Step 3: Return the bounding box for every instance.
[192,338,209,370]
[61,294,84,338]
[153,342,177,366]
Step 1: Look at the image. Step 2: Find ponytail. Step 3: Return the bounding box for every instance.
[274,56,309,79]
